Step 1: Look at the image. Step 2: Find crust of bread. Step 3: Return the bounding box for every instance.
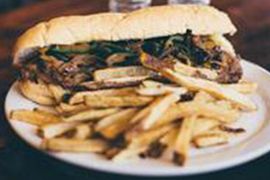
[113,5,236,40]
[13,5,236,64]
[13,13,125,64]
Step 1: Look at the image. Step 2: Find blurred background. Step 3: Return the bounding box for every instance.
[0,0,32,13]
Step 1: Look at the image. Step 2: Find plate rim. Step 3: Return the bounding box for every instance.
[4,60,270,177]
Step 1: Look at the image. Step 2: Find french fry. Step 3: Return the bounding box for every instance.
[74,123,93,140]
[129,106,151,125]
[173,116,196,166]
[174,61,218,80]
[42,138,107,153]
[126,95,177,139]
[130,124,176,148]
[93,66,153,81]
[160,128,178,148]
[40,121,79,138]
[101,120,132,139]
[138,80,187,96]
[56,103,89,115]
[104,147,123,159]
[141,80,165,88]
[33,107,58,115]
[162,69,256,111]
[193,91,215,102]
[96,108,138,131]
[223,82,258,94]
[84,95,153,108]
[69,87,137,105]
[141,93,180,130]
[192,118,220,137]
[62,108,120,122]
[193,131,228,148]
[129,97,162,125]
[97,109,138,139]
[10,109,61,126]
[218,125,245,134]
[113,124,175,162]
[143,141,167,158]
[48,84,68,103]
[155,101,239,127]
[81,76,147,90]
[137,86,187,96]
[112,146,145,163]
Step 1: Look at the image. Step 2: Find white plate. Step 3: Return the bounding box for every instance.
[5,60,270,176]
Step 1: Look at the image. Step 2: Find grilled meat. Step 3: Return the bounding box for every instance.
[18,30,243,91]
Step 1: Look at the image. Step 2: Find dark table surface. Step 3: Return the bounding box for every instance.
[0,0,270,179]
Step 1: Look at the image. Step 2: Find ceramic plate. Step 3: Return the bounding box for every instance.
[5,60,270,176]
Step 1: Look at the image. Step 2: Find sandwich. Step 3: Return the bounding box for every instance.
[12,5,241,105]
[11,5,258,166]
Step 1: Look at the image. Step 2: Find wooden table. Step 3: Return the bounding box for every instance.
[0,0,269,179]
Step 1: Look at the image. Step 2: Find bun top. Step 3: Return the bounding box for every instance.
[13,5,237,64]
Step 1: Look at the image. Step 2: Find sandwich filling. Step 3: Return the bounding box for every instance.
[16,30,242,91]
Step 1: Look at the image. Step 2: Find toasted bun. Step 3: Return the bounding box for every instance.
[13,5,236,64]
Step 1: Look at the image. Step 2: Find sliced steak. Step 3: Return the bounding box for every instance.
[217,52,243,84]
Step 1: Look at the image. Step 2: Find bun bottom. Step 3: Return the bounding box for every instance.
[18,80,56,105]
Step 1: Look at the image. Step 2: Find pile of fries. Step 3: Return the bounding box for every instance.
[10,61,258,166]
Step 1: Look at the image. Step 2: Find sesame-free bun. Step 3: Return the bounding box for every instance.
[13,5,237,64]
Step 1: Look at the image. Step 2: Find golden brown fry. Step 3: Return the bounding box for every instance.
[69,87,137,105]
[74,123,93,140]
[56,103,89,115]
[97,109,138,139]
[62,108,120,122]
[192,118,220,137]
[113,124,175,162]
[174,61,218,80]
[130,124,176,148]
[218,125,245,134]
[141,80,164,88]
[40,121,79,138]
[10,109,61,126]
[141,93,180,130]
[126,96,169,140]
[193,131,228,148]
[33,107,58,115]
[138,80,187,96]
[173,116,196,166]
[129,97,163,125]
[137,86,187,96]
[160,128,178,148]
[48,84,68,103]
[155,101,239,127]
[193,91,215,102]
[163,69,256,111]
[42,138,107,153]
[81,76,146,91]
[84,95,153,108]
[96,108,138,131]
[93,66,153,81]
